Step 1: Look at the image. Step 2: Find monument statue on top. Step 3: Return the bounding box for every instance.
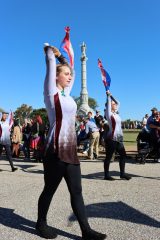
[77,42,94,116]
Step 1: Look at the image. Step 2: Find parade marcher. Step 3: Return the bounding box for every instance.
[36,44,106,240]
[0,112,18,172]
[104,91,131,180]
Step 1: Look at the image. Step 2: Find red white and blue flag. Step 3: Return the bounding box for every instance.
[9,110,14,129]
[98,59,111,91]
[59,26,74,68]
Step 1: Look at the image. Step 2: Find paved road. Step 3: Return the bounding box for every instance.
[0,155,160,240]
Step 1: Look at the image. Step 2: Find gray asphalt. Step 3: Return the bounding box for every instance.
[0,156,160,240]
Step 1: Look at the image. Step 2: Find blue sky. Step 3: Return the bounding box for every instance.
[0,0,160,120]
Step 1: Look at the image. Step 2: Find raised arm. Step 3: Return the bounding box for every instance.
[105,93,112,120]
[7,111,14,129]
[44,47,57,97]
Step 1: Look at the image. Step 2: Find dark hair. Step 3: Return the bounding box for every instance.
[14,120,19,126]
[88,111,92,115]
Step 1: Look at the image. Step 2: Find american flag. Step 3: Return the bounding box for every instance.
[98,59,111,91]
[59,26,74,68]
[9,111,14,129]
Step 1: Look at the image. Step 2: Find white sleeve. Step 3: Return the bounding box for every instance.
[105,95,112,120]
[44,48,57,96]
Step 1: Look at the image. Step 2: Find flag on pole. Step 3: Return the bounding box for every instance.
[9,110,14,129]
[98,59,111,91]
[59,26,74,68]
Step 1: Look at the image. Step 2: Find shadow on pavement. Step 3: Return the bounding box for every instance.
[81,170,160,180]
[0,162,44,174]
[68,201,160,229]
[0,207,81,239]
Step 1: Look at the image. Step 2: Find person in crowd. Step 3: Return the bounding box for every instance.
[0,112,18,172]
[87,111,96,123]
[22,119,32,160]
[85,117,100,159]
[104,91,131,180]
[75,115,81,136]
[94,110,104,145]
[142,114,149,129]
[12,119,22,157]
[76,117,90,154]
[77,117,87,146]
[30,116,41,161]
[147,108,160,162]
[94,110,103,128]
[146,107,159,145]
[36,45,106,240]
[146,107,159,132]
[36,115,46,162]
[100,119,109,147]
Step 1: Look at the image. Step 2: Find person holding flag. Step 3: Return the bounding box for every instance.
[104,90,131,180]
[59,26,74,68]
[98,59,131,181]
[98,59,118,104]
[0,111,18,172]
[36,28,106,240]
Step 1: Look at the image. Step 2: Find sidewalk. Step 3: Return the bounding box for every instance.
[0,154,159,240]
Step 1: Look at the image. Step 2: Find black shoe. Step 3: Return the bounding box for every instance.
[93,152,98,159]
[36,221,57,239]
[82,228,106,240]
[120,174,131,180]
[140,160,145,164]
[12,167,18,172]
[104,176,115,181]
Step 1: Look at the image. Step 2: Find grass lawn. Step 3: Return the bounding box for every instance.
[123,129,140,147]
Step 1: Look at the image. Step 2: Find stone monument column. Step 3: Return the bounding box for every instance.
[77,42,93,116]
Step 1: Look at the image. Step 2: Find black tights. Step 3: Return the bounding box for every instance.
[0,144,14,169]
[37,153,90,232]
[104,139,126,177]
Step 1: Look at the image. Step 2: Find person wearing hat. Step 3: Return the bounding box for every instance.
[151,107,158,112]
[146,107,158,132]
[0,112,18,172]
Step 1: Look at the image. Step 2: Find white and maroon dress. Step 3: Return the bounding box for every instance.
[44,48,79,164]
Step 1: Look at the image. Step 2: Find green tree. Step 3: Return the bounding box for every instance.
[30,108,48,124]
[88,97,98,111]
[14,104,33,124]
[73,96,98,111]
[0,108,4,113]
